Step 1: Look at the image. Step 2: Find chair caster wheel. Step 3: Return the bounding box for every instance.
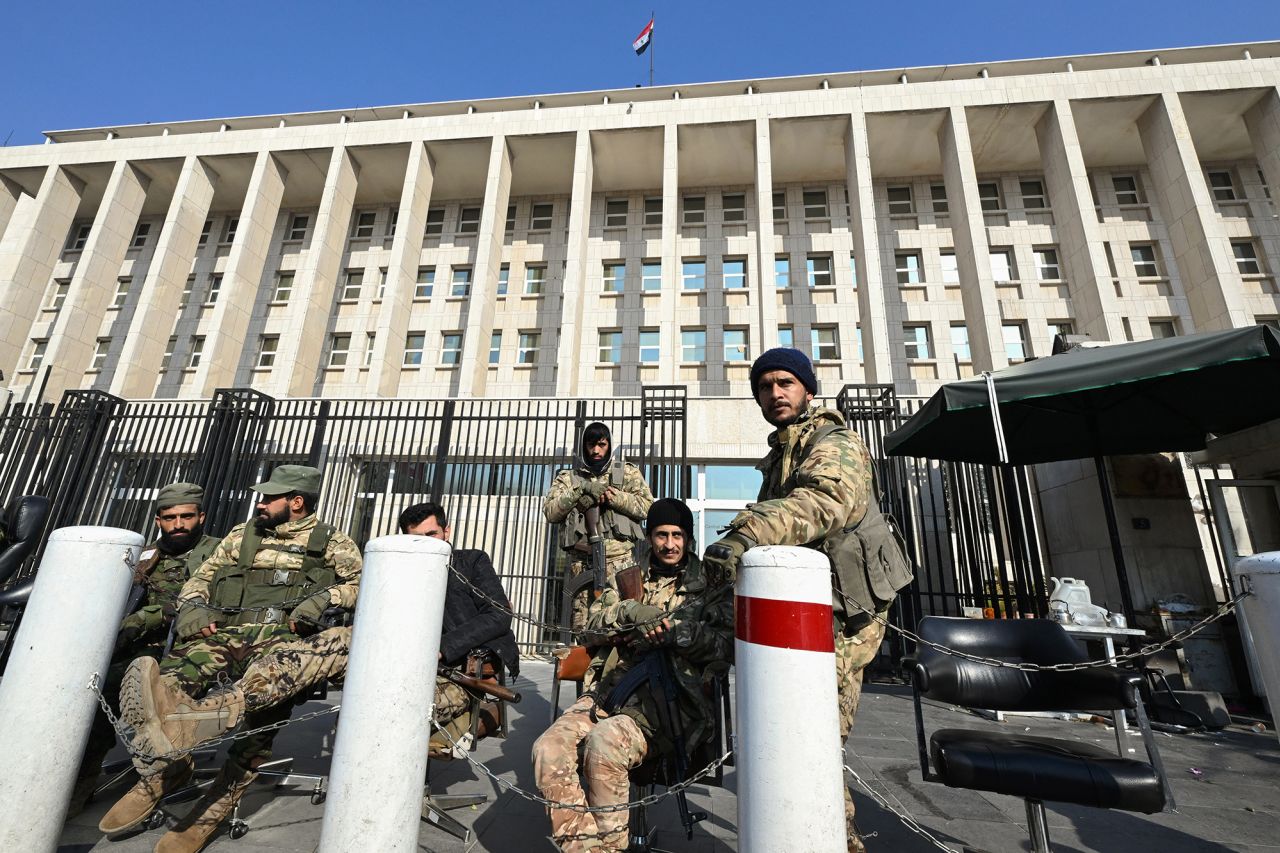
[229,820,248,839]
[311,790,327,805]
[146,810,167,830]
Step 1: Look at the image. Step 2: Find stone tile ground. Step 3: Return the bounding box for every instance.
[60,662,1280,852]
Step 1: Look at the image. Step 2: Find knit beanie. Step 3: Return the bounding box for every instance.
[750,347,819,396]
[646,498,694,541]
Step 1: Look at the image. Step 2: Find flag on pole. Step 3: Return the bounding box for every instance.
[632,17,654,55]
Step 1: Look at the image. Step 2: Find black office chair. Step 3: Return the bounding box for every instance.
[908,616,1172,853]
[0,495,52,672]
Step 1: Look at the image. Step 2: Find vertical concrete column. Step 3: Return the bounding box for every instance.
[193,151,287,395]
[1035,100,1125,342]
[1137,92,1249,331]
[1244,87,1280,219]
[0,174,24,242]
[456,136,512,397]
[556,129,595,397]
[0,166,85,379]
[43,161,150,397]
[110,156,217,397]
[659,123,680,384]
[845,110,894,382]
[279,147,359,396]
[752,118,780,353]
[939,106,1008,372]
[368,141,435,397]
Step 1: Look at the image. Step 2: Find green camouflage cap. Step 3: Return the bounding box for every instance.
[251,464,322,497]
[156,482,204,511]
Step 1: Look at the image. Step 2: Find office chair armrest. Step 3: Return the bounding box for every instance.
[1054,667,1143,710]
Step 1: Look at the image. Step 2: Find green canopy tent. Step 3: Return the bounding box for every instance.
[884,325,1280,619]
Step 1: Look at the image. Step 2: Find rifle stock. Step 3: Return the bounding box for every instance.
[440,666,521,704]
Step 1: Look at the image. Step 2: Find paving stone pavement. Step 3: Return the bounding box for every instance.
[59,661,1280,852]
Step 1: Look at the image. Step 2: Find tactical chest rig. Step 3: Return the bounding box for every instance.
[209,522,337,627]
[558,461,645,553]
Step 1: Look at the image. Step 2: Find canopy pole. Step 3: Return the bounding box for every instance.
[1093,454,1137,622]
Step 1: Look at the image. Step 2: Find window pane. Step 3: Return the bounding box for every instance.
[802,189,828,218]
[904,325,931,359]
[1034,248,1060,280]
[639,329,659,363]
[1233,242,1261,275]
[812,326,839,360]
[887,185,913,215]
[682,260,706,291]
[895,253,920,285]
[1002,323,1026,361]
[807,255,832,287]
[930,184,949,214]
[989,251,1013,283]
[682,196,705,225]
[603,262,625,292]
[723,258,746,289]
[704,465,761,500]
[950,325,971,361]
[451,268,472,296]
[605,199,628,227]
[525,266,546,294]
[774,256,790,289]
[778,326,794,348]
[598,331,622,364]
[644,197,662,226]
[642,262,662,291]
[724,329,748,362]
[978,182,1001,211]
[722,193,746,223]
[489,331,502,365]
[941,252,959,284]
[1131,245,1158,277]
[681,329,706,362]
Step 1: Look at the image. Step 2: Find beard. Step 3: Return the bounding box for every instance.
[158,522,204,555]
[254,505,291,536]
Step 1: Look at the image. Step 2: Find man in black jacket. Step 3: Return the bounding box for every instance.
[119,502,519,752]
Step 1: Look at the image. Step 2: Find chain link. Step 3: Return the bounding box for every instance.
[843,762,960,853]
[835,586,1251,672]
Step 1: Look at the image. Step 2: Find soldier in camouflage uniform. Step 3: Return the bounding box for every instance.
[533,498,733,853]
[543,421,653,635]
[70,482,221,815]
[100,465,361,853]
[704,347,907,853]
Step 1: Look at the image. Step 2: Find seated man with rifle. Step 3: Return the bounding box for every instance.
[121,501,519,762]
[533,498,733,853]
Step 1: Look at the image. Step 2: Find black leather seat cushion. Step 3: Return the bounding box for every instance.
[930,729,1165,814]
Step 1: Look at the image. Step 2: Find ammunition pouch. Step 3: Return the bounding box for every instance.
[821,503,913,623]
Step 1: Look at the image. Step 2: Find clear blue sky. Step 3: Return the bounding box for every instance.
[3,1,1276,146]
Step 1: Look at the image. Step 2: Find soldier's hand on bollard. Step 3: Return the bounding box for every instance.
[288,591,331,635]
[703,531,757,585]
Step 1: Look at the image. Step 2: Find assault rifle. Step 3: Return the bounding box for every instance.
[439,665,521,704]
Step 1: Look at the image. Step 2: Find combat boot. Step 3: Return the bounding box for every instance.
[153,761,257,853]
[120,656,193,734]
[97,755,193,836]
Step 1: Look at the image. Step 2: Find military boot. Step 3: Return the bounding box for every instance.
[131,662,245,759]
[153,761,257,853]
[97,755,194,836]
[120,656,193,735]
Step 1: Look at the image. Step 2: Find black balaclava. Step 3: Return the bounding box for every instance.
[579,421,612,476]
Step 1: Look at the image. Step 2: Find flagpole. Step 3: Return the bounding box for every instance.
[649,11,654,87]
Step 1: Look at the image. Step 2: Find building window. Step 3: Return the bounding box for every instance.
[524,265,546,295]
[351,211,376,239]
[111,277,131,309]
[90,338,110,371]
[941,252,959,284]
[1233,241,1262,275]
[722,328,748,362]
[1150,319,1179,339]
[415,267,434,299]
[529,202,554,231]
[328,334,351,367]
[47,279,70,311]
[221,217,239,244]
[67,222,92,251]
[1256,316,1280,330]
[1034,248,1061,280]
[1020,179,1048,209]
[722,193,746,223]
[989,249,1014,283]
[1113,175,1140,205]
[364,332,376,367]
[644,197,662,226]
[639,328,659,363]
[1259,169,1272,200]
[425,208,445,237]
[458,206,481,234]
[681,259,706,291]
[377,268,388,299]
[387,210,398,238]
[895,252,921,285]
[1048,320,1075,341]
[603,262,625,293]
[198,220,212,246]
[887,185,914,215]
[930,184,948,214]
[642,261,662,291]
[950,324,971,361]
[273,272,294,303]
[723,258,746,290]
[1131,244,1159,277]
[773,190,786,222]
[978,181,1002,212]
[404,332,425,366]
[130,222,151,249]
[812,326,839,361]
[850,255,858,288]
[681,328,707,363]
[778,325,794,348]
[682,196,705,226]
[803,189,829,219]
[160,337,177,372]
[288,214,309,241]
[489,331,503,365]
[774,255,790,289]
[1002,323,1027,361]
[1208,170,1237,202]
[441,332,463,365]
[497,264,510,296]
[341,269,364,300]
[451,267,472,297]
[505,204,516,233]
[186,337,204,369]
[206,274,222,305]
[904,325,932,359]
[25,339,47,371]
[180,276,194,308]
[255,335,278,369]
[807,254,833,287]
[605,199,629,228]
[598,330,622,364]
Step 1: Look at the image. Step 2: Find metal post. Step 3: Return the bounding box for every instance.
[0,526,141,853]
[318,534,451,853]
[735,546,845,853]
[1094,454,1138,621]
[1234,552,1280,745]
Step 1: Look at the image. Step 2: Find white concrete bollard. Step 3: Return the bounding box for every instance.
[735,545,845,853]
[1234,551,1280,746]
[0,525,141,853]
[318,534,451,853]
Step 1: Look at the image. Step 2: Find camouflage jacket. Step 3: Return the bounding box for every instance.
[730,406,872,550]
[179,514,362,611]
[543,461,653,559]
[121,534,221,638]
[581,553,734,760]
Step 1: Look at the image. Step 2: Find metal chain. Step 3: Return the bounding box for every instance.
[432,721,734,814]
[835,586,1251,672]
[843,762,960,853]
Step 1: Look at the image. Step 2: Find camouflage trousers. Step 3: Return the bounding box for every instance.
[837,616,887,852]
[532,695,649,853]
[566,554,637,636]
